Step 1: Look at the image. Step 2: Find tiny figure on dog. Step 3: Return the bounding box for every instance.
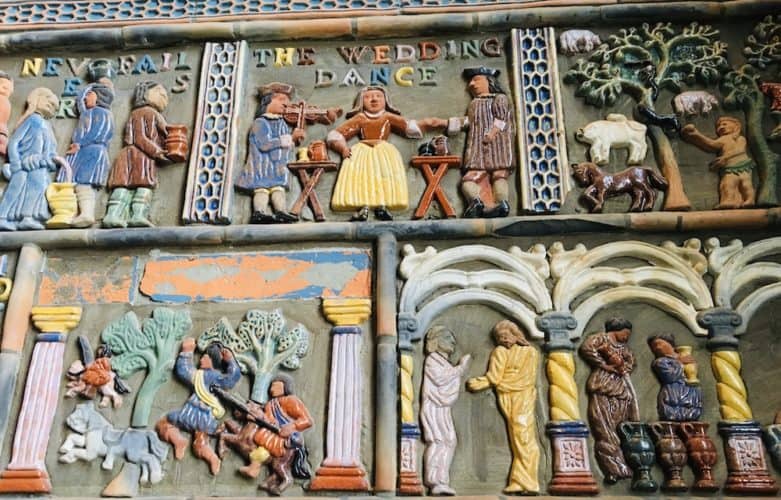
[65,335,130,408]
[681,116,756,209]
[448,67,515,218]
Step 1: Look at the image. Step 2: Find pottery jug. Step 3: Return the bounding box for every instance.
[165,124,189,162]
[650,422,688,492]
[619,422,659,492]
[680,421,718,492]
[307,140,328,162]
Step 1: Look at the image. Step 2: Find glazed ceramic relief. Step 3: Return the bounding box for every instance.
[1,4,781,500]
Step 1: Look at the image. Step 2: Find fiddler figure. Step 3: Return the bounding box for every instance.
[448,67,515,218]
[59,83,115,228]
[236,83,304,224]
[421,326,470,496]
[467,320,540,494]
[156,339,241,475]
[327,86,446,221]
[681,116,756,209]
[0,87,62,231]
[104,81,186,228]
[0,72,13,158]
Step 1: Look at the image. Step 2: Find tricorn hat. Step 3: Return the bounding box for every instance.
[259,82,294,97]
[463,67,500,79]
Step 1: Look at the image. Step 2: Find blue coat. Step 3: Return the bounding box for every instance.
[0,113,57,223]
[235,115,292,191]
[59,89,113,186]
[166,352,241,435]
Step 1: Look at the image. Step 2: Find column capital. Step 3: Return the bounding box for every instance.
[536,311,578,352]
[697,307,741,351]
[31,306,82,334]
[322,298,371,327]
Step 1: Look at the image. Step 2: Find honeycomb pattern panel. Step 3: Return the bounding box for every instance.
[0,0,188,26]
[193,0,396,15]
[511,27,570,213]
[182,41,246,225]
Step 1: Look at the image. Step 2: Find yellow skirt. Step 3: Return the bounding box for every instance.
[331,141,409,211]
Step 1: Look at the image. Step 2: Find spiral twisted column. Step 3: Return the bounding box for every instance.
[698,308,778,495]
[537,312,598,495]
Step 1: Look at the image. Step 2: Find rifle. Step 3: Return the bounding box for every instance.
[211,385,281,434]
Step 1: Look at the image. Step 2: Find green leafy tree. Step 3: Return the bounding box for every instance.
[101,308,192,427]
[565,22,729,210]
[721,15,781,206]
[198,309,309,402]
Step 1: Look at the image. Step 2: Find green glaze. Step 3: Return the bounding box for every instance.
[197,309,309,403]
[100,308,192,428]
[565,22,729,211]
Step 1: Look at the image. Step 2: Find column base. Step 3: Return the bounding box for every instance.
[547,421,599,495]
[719,421,779,495]
[399,471,424,495]
[0,468,51,493]
[309,465,370,491]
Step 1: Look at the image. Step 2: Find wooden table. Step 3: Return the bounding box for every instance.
[410,155,461,219]
[288,160,338,222]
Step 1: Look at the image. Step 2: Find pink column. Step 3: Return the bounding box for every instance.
[311,299,371,491]
[0,306,81,494]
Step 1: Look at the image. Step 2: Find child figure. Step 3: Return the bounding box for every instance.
[681,117,756,209]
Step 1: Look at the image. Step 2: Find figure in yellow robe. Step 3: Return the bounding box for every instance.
[467,320,540,494]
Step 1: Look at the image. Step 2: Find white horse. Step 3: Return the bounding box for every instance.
[59,403,168,484]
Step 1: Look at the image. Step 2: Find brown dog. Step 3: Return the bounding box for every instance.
[571,161,668,213]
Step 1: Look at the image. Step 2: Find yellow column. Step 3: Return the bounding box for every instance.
[711,350,752,421]
[547,351,580,421]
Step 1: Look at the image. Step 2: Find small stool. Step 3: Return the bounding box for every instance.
[288,161,338,222]
[411,155,461,219]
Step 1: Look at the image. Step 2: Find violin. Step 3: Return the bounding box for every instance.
[282,101,343,129]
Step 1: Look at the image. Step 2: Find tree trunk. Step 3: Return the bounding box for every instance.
[131,366,164,428]
[648,125,692,211]
[745,100,779,206]
[251,371,273,403]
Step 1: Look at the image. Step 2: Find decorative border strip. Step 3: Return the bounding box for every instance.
[182,41,247,225]
[0,209,777,251]
[0,0,771,32]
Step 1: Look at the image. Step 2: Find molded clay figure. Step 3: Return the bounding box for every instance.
[571,161,668,212]
[579,317,639,484]
[59,83,115,227]
[0,72,13,158]
[672,91,719,117]
[467,320,540,494]
[156,339,241,475]
[421,326,470,496]
[575,114,648,166]
[59,403,168,484]
[65,335,129,409]
[559,29,602,55]
[648,335,702,422]
[235,83,305,224]
[681,117,756,209]
[448,67,515,218]
[217,374,313,495]
[327,86,445,221]
[0,87,60,231]
[104,81,184,228]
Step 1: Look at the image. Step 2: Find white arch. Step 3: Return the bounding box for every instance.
[400,269,552,313]
[554,266,712,312]
[571,286,706,339]
[710,237,781,309]
[735,282,781,335]
[414,289,543,340]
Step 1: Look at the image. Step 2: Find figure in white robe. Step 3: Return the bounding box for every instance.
[421,326,470,496]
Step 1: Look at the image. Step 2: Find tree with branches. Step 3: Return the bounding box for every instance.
[565,22,729,211]
[101,307,192,427]
[721,15,781,206]
[198,309,309,402]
